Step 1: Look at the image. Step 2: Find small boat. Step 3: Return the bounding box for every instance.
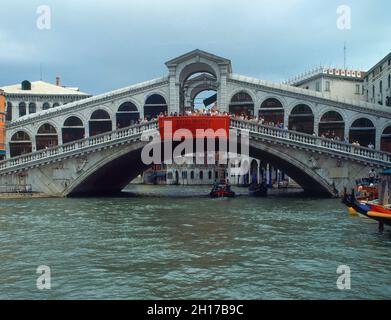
[248,183,268,197]
[210,184,236,198]
[342,189,391,230]
[346,180,378,216]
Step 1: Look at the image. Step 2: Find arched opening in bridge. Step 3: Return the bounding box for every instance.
[185,72,218,111]
[62,116,85,144]
[144,95,167,120]
[349,118,376,147]
[116,102,139,129]
[29,102,36,114]
[319,111,345,140]
[89,110,112,137]
[193,90,218,110]
[381,126,391,153]
[259,98,284,126]
[179,63,218,113]
[9,131,32,157]
[229,92,254,116]
[36,124,58,150]
[19,102,26,117]
[6,102,12,121]
[288,104,314,134]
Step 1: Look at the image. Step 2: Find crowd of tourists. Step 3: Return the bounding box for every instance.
[126,108,375,150]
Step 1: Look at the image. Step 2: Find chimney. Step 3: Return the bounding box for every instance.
[55,76,61,86]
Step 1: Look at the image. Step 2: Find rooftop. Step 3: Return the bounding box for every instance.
[0,80,90,96]
[285,67,366,86]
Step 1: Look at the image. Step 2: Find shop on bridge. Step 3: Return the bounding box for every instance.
[89,110,112,137]
[62,116,85,144]
[116,102,140,129]
[318,111,345,140]
[9,131,32,157]
[349,118,376,147]
[288,104,314,135]
[381,126,391,153]
[259,98,284,125]
[36,124,58,150]
[229,92,254,116]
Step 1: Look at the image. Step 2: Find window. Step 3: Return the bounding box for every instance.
[325,81,330,92]
[199,171,204,180]
[29,102,36,114]
[373,85,376,98]
[42,102,50,110]
[356,84,360,95]
[388,74,391,89]
[316,82,321,92]
[182,171,187,179]
[190,171,194,180]
[6,102,12,121]
[19,102,26,117]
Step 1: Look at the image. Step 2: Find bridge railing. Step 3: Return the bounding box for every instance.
[230,119,391,163]
[0,121,158,172]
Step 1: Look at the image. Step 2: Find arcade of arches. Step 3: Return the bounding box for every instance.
[6,101,391,158]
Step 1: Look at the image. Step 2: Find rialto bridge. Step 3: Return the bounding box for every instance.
[2,49,391,197]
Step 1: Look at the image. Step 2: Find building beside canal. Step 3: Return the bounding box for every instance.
[363,52,391,107]
[0,77,90,122]
[286,67,366,102]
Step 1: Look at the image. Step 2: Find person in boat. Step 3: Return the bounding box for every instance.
[225,179,232,192]
[212,180,220,192]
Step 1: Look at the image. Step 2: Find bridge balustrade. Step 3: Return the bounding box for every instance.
[1,119,391,174]
[230,119,391,164]
[0,121,158,172]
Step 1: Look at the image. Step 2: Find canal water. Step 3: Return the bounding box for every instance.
[0,185,390,300]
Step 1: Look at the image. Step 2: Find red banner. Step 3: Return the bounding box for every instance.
[159,116,230,140]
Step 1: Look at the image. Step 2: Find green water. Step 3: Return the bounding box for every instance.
[0,185,390,300]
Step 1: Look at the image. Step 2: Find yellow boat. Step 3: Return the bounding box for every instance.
[348,207,358,216]
[367,211,391,219]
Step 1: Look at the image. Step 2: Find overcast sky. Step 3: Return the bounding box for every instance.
[0,0,390,95]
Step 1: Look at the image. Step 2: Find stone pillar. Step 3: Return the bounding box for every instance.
[168,68,179,115]
[376,128,382,150]
[218,72,228,112]
[344,125,350,143]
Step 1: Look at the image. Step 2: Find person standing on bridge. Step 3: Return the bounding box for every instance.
[369,169,377,184]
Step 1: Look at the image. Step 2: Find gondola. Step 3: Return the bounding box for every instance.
[248,183,268,197]
[210,184,236,198]
[342,189,391,229]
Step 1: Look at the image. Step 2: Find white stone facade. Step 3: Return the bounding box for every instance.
[364,53,391,106]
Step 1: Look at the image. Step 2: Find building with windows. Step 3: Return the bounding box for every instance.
[286,67,366,101]
[363,52,391,107]
[0,77,90,122]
